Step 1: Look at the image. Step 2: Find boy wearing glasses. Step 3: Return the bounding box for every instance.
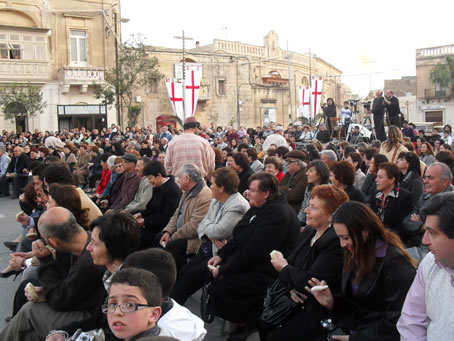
[105,268,163,340]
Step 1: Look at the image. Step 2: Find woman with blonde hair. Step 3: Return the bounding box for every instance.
[379,125,408,163]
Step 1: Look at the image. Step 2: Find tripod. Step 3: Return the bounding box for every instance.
[312,113,327,138]
[347,113,375,143]
[360,113,375,141]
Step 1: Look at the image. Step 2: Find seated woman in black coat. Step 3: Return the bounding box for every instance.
[208,172,300,340]
[308,201,416,341]
[330,160,366,203]
[372,162,414,247]
[396,151,424,207]
[134,161,182,249]
[258,185,348,341]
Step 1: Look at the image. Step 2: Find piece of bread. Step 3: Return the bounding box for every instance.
[310,285,328,293]
[26,232,38,239]
[270,250,281,260]
[26,283,39,300]
[16,211,24,221]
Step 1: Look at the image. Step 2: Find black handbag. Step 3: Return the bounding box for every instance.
[200,280,216,323]
[261,278,298,327]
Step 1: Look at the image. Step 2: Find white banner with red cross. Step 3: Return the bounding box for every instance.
[183,67,202,117]
[310,76,323,119]
[298,86,311,119]
[165,78,184,121]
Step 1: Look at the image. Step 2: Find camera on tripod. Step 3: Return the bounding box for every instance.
[362,101,371,111]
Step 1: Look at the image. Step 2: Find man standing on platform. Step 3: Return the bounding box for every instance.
[371,90,387,141]
[384,89,401,128]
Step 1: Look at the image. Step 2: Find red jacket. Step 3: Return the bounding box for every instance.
[96,169,111,195]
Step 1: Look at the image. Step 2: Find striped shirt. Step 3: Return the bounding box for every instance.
[165,132,215,178]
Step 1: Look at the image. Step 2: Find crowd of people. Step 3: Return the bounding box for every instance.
[0,112,454,341]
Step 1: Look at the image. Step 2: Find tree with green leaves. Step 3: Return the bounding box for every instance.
[430,56,454,88]
[94,34,163,127]
[0,83,47,130]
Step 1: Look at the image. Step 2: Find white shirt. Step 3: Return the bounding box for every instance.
[158,299,207,341]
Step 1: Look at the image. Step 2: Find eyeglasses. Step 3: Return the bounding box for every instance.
[102,302,155,314]
[286,159,300,164]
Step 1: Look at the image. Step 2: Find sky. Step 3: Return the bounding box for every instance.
[121,0,453,97]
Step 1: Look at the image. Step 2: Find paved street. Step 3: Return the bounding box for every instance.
[0,197,24,331]
[0,196,252,340]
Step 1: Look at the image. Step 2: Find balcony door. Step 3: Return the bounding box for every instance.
[70,31,87,66]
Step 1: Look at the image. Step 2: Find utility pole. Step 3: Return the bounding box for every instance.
[287,40,294,123]
[174,30,193,81]
[309,48,313,122]
[113,12,121,127]
[236,59,240,128]
[174,30,193,119]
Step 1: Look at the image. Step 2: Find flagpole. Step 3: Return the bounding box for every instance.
[309,49,313,123]
[174,30,193,119]
[287,40,294,124]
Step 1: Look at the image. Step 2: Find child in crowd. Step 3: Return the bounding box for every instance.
[106,268,163,341]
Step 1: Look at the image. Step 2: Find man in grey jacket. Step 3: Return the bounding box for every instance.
[171,167,250,304]
[402,162,454,260]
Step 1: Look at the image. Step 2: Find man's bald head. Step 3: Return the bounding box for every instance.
[38,207,82,243]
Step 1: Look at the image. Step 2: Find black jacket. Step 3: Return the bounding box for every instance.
[238,167,254,194]
[399,171,424,207]
[316,130,331,143]
[402,185,454,247]
[218,193,300,279]
[37,233,106,312]
[142,176,182,230]
[371,187,413,245]
[372,97,385,116]
[6,153,29,174]
[261,227,344,338]
[333,244,415,341]
[385,96,400,117]
[279,226,343,292]
[91,154,103,177]
[345,185,366,203]
[361,173,377,207]
[324,104,337,118]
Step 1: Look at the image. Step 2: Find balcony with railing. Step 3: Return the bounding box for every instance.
[0,60,49,82]
[424,86,454,100]
[417,44,454,59]
[58,66,105,93]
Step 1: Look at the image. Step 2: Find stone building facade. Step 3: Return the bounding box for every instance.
[0,0,119,133]
[384,76,416,97]
[139,31,351,130]
[416,44,454,125]
[383,76,417,122]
